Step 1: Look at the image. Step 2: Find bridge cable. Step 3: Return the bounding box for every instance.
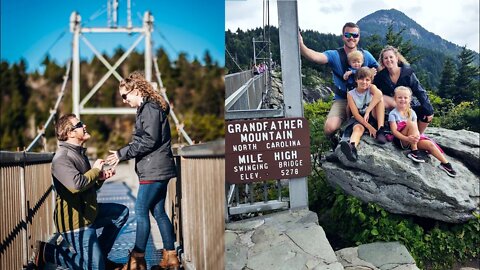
[155,29,180,58]
[82,5,108,26]
[26,60,72,151]
[225,48,244,72]
[153,58,194,145]
[35,5,107,72]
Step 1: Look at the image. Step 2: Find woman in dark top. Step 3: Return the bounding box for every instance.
[374,45,434,134]
[106,71,180,270]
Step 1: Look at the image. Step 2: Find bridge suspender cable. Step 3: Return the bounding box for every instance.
[26,60,72,152]
[153,58,194,145]
[225,48,244,72]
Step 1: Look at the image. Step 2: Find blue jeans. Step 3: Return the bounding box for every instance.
[134,180,175,252]
[44,203,129,270]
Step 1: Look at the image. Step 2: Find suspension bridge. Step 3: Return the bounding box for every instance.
[1,0,312,269]
[1,1,221,269]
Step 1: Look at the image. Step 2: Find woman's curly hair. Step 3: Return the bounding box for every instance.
[119,71,169,111]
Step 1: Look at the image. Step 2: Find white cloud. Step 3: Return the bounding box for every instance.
[226,0,480,52]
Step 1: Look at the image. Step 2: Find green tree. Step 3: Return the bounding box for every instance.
[364,34,383,61]
[438,57,457,99]
[385,24,418,64]
[0,61,31,150]
[454,46,479,103]
[42,55,66,83]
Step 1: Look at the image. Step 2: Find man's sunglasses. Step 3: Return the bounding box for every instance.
[344,32,359,39]
[71,121,84,130]
[121,89,135,100]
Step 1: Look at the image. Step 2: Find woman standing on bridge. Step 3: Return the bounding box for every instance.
[106,71,180,270]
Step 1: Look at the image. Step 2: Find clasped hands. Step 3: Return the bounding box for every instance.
[91,150,119,181]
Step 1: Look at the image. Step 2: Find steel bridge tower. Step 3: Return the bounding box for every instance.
[70,0,153,118]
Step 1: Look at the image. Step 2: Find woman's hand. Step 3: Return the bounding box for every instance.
[93,159,104,170]
[106,150,119,167]
[425,114,434,123]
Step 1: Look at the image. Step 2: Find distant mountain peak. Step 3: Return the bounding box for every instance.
[357,9,464,55]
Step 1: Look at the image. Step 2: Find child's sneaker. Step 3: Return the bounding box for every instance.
[375,126,387,144]
[340,141,357,162]
[407,150,425,163]
[351,143,358,160]
[329,131,341,151]
[438,162,457,177]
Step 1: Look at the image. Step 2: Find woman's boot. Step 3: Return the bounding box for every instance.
[158,249,180,270]
[121,250,147,270]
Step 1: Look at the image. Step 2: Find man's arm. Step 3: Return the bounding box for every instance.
[52,156,101,193]
[299,32,328,64]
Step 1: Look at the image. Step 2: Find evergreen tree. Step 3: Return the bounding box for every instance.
[42,55,65,83]
[454,46,479,103]
[363,34,383,61]
[384,24,418,64]
[438,57,457,99]
[0,61,30,150]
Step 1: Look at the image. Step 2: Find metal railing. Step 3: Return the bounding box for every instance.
[225,72,263,111]
[226,180,289,219]
[0,151,55,270]
[225,70,252,100]
[1,141,226,270]
[174,140,225,270]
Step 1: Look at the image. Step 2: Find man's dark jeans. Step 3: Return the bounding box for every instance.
[44,203,129,270]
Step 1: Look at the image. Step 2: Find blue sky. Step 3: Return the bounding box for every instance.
[1,0,225,72]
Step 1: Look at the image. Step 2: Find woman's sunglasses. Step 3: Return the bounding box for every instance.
[121,89,135,100]
[71,121,84,130]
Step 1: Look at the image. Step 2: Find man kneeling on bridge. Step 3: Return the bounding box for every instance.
[27,114,129,270]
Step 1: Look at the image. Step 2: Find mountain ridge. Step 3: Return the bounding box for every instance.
[357,8,471,57]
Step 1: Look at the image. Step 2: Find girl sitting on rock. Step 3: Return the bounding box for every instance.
[340,67,386,162]
[388,86,456,177]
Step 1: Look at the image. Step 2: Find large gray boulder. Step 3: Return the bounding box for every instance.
[225,209,344,270]
[336,242,419,270]
[425,128,480,174]
[323,128,479,223]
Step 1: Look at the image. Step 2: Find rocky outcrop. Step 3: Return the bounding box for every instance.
[322,128,479,223]
[225,209,344,270]
[302,85,333,103]
[263,71,283,109]
[336,242,419,270]
[425,128,480,174]
[263,71,333,108]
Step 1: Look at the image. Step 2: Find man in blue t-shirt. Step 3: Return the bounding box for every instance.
[299,22,379,145]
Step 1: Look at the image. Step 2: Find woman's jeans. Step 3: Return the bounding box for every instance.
[44,203,129,270]
[134,180,175,252]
